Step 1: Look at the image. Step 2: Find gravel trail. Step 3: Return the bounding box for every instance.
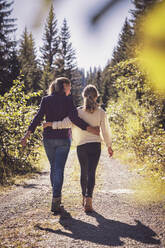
[0,149,164,248]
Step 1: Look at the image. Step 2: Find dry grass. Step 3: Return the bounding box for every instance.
[114,150,165,204]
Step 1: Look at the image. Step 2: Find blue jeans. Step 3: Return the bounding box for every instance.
[43,138,71,198]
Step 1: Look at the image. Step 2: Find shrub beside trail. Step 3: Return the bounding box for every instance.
[0,77,43,184]
[106,59,165,202]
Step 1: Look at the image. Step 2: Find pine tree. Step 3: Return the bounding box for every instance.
[86,67,96,85]
[8,39,20,83]
[39,65,54,93]
[19,28,41,92]
[40,4,59,69]
[55,18,77,78]
[102,0,159,108]
[85,67,104,105]
[40,4,59,92]
[79,68,86,88]
[111,18,134,66]
[94,69,104,103]
[111,1,158,67]
[55,18,81,106]
[130,0,158,28]
[130,0,159,44]
[101,65,119,109]
[0,0,17,94]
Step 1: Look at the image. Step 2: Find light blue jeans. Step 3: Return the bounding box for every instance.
[43,138,71,198]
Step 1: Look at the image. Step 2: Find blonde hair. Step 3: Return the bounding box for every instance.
[48,77,71,95]
[82,84,99,113]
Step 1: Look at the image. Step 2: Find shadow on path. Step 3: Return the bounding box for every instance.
[36,209,160,246]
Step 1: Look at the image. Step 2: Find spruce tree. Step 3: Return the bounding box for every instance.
[79,68,86,88]
[40,4,59,92]
[55,18,81,106]
[19,28,41,92]
[111,18,134,66]
[130,0,159,45]
[111,1,158,67]
[85,67,104,105]
[0,0,17,94]
[86,67,96,85]
[94,69,103,103]
[55,18,77,78]
[101,65,118,109]
[102,0,159,108]
[130,0,158,28]
[8,39,20,83]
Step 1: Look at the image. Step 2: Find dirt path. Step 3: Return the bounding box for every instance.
[0,149,164,248]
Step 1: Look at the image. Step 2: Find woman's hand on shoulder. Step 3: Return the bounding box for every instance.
[87,126,100,136]
[108,146,113,157]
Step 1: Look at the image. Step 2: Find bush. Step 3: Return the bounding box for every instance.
[106,59,165,179]
[0,77,43,184]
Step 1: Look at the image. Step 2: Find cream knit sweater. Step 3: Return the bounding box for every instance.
[52,107,112,147]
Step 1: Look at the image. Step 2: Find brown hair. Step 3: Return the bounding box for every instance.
[82,84,99,113]
[48,77,71,95]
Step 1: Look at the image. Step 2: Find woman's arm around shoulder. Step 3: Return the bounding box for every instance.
[67,96,100,135]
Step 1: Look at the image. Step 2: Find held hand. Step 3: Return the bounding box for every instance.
[21,131,31,147]
[21,137,27,147]
[87,126,100,136]
[43,122,52,129]
[108,146,113,157]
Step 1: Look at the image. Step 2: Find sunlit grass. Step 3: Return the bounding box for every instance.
[114,150,165,204]
[133,175,165,204]
[0,146,47,191]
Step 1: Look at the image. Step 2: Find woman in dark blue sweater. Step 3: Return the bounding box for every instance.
[21,77,99,213]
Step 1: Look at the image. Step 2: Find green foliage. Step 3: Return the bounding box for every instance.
[130,0,159,30]
[0,76,43,184]
[85,67,105,105]
[39,65,54,94]
[54,18,81,106]
[111,18,134,66]
[0,0,18,94]
[71,69,83,106]
[102,60,137,108]
[39,4,59,92]
[54,18,76,78]
[19,28,41,93]
[106,59,165,179]
[40,4,59,69]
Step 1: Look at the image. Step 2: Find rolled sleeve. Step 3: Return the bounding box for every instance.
[52,117,73,129]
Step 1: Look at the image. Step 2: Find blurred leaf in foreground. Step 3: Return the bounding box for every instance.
[137,1,165,94]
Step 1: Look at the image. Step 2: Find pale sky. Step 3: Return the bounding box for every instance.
[12,0,134,71]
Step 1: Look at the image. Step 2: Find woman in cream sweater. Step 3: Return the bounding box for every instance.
[43,84,113,212]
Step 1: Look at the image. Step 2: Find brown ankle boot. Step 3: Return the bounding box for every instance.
[84,197,93,212]
[51,197,61,212]
[82,196,86,206]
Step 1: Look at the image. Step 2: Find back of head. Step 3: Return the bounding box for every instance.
[82,84,99,113]
[48,77,71,95]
